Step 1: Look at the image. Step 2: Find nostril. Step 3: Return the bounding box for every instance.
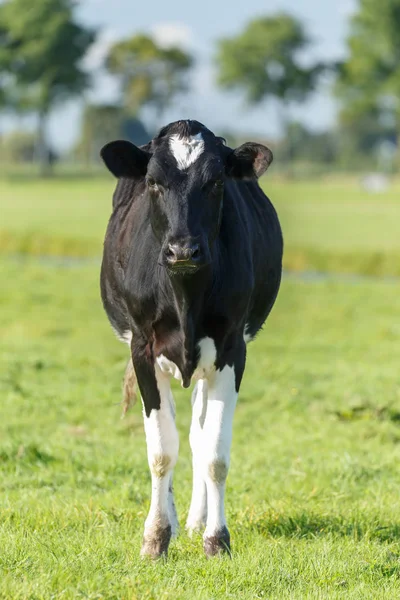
[165,242,202,265]
[191,245,201,259]
[166,244,177,260]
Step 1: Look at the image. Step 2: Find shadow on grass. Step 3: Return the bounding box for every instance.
[0,443,57,466]
[333,404,400,424]
[251,511,400,543]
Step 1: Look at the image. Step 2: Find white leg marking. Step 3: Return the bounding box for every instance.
[186,380,208,533]
[168,472,179,537]
[156,354,183,384]
[196,337,217,374]
[157,337,216,387]
[202,366,237,540]
[169,133,205,170]
[142,364,179,554]
[186,337,217,533]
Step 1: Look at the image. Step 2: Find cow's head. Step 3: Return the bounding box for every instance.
[101,120,272,276]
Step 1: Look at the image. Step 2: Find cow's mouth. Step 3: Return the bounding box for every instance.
[167,261,202,276]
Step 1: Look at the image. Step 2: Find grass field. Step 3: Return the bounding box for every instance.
[1,175,400,598]
[1,175,400,275]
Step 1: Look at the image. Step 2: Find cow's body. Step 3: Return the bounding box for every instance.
[100,120,283,557]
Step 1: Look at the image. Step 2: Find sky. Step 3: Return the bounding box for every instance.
[6,0,357,150]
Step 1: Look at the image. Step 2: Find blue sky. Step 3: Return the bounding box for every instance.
[14,0,357,149]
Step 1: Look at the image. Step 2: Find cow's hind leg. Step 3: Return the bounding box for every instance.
[186,380,208,533]
[133,355,179,558]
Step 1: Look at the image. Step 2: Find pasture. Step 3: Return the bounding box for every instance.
[1,175,400,275]
[1,176,400,598]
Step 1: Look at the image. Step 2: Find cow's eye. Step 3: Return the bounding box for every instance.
[211,179,224,192]
[204,179,224,192]
[147,176,159,191]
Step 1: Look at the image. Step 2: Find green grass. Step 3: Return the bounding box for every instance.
[1,257,400,598]
[1,175,400,275]
[0,177,112,257]
[1,174,400,596]
[272,179,400,276]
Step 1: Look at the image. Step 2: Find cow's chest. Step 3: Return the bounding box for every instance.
[156,336,217,385]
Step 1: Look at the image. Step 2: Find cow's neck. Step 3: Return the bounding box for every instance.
[166,270,210,387]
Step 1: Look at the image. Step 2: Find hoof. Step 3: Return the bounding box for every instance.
[203,526,231,557]
[140,524,171,559]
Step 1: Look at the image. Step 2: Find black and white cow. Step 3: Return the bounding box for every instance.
[100,120,283,558]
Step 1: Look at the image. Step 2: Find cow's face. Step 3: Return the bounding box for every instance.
[101,120,272,276]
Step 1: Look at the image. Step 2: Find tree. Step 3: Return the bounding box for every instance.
[73,103,150,166]
[279,121,339,165]
[336,0,400,149]
[0,0,96,173]
[215,14,324,114]
[106,34,193,122]
[0,130,36,163]
[75,104,122,166]
[215,14,325,174]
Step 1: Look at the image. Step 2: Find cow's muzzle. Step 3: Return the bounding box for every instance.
[164,242,206,274]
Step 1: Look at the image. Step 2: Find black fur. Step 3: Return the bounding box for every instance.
[100,120,283,418]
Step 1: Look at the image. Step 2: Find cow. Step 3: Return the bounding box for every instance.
[100,119,283,558]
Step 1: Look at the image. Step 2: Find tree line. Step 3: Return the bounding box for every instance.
[0,0,399,173]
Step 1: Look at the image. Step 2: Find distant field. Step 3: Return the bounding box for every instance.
[0,177,112,257]
[1,175,400,275]
[1,258,400,598]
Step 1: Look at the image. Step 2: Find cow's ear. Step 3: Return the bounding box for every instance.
[100,140,150,178]
[225,142,273,180]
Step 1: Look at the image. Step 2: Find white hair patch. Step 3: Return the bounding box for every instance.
[169,133,205,170]
[112,328,132,345]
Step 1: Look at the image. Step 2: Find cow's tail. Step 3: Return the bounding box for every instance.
[122,357,137,416]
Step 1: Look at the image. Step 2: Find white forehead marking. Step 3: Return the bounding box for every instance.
[169,133,205,170]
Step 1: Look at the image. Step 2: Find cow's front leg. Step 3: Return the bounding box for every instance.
[202,342,245,557]
[186,379,208,533]
[133,353,179,558]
